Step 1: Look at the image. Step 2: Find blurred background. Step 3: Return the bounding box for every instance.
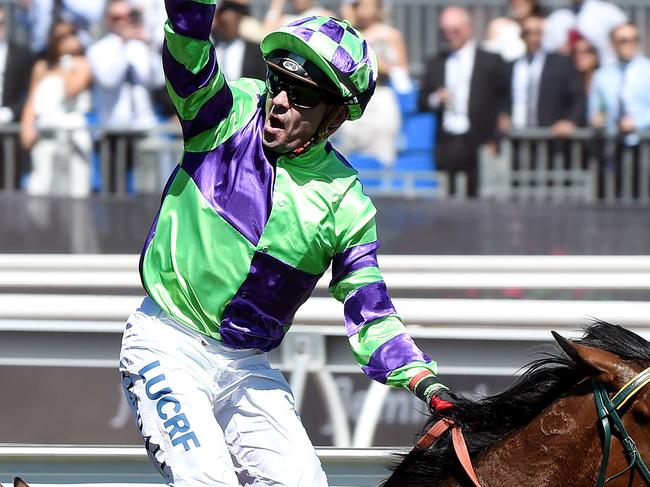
[2,0,650,479]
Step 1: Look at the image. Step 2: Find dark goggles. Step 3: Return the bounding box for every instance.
[265,68,339,109]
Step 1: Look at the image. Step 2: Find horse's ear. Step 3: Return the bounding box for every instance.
[552,331,624,386]
[13,478,29,487]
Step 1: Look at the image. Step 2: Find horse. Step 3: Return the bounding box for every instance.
[382,321,650,487]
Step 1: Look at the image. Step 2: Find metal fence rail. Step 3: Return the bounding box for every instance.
[4,294,650,334]
[4,123,650,201]
[4,292,650,446]
[479,128,650,203]
[3,255,650,447]
[5,254,650,292]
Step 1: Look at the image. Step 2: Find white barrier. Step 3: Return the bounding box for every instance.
[4,293,650,448]
[4,294,650,332]
[2,294,650,345]
[4,255,650,449]
[4,254,650,290]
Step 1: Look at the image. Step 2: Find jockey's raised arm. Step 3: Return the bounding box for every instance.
[163,0,257,150]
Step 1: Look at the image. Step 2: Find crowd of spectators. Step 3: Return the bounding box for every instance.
[0,0,647,198]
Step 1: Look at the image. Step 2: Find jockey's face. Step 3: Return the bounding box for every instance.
[262,80,332,154]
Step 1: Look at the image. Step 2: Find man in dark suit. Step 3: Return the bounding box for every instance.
[211,0,267,82]
[504,15,585,194]
[0,6,34,190]
[508,15,585,133]
[419,6,509,197]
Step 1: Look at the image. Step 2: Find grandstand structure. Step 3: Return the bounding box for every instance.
[1,0,650,200]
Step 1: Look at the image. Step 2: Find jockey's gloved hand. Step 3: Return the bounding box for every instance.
[428,389,454,412]
[409,372,453,411]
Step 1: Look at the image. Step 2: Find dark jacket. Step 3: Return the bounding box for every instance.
[213,37,267,81]
[241,41,267,81]
[2,41,34,121]
[508,52,586,127]
[418,47,510,144]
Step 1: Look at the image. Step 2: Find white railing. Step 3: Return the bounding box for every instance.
[4,294,650,346]
[4,254,650,291]
[4,295,650,447]
[3,297,650,448]
[4,254,650,448]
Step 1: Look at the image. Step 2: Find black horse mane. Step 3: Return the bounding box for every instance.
[382,321,650,486]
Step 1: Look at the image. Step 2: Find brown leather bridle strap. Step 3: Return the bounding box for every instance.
[415,419,483,487]
[416,418,454,449]
[451,426,483,487]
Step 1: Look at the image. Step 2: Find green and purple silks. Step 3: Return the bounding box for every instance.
[140,0,440,391]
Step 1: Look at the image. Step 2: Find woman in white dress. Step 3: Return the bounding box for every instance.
[21,20,93,198]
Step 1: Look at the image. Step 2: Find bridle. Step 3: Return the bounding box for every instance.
[594,366,650,486]
[414,366,650,487]
[414,418,483,487]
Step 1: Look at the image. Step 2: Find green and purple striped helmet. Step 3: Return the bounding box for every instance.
[261,16,378,121]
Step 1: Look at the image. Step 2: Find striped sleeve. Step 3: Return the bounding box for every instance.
[163,0,233,145]
[329,183,445,397]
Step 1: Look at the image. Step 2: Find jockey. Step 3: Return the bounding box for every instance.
[119,1,451,485]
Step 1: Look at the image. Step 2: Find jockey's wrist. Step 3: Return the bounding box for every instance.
[423,383,449,403]
[408,370,447,403]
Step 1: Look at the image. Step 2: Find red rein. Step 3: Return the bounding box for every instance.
[416,418,483,487]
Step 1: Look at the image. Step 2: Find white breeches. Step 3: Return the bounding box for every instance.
[119,297,329,487]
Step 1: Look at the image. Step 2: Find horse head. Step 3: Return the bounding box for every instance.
[553,328,650,486]
[553,329,650,421]
[383,322,650,487]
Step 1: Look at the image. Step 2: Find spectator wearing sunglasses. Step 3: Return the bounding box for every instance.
[505,15,584,136]
[419,6,510,197]
[87,0,158,192]
[590,22,650,135]
[119,2,452,486]
[589,22,650,198]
